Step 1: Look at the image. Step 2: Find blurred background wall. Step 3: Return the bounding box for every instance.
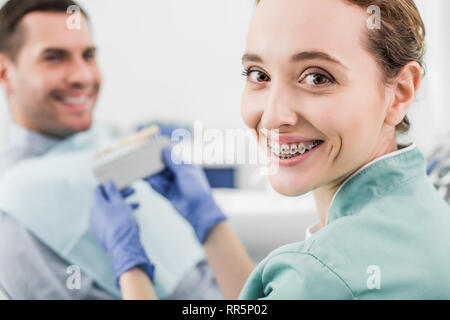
[0,0,253,144]
[410,0,450,154]
[0,0,449,154]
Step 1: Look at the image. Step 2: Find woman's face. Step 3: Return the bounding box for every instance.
[241,0,397,196]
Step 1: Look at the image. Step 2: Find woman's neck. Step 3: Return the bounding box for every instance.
[312,135,399,229]
[312,179,344,228]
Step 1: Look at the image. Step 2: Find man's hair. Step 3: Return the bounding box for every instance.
[0,0,89,60]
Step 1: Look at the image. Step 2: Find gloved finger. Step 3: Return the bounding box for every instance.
[103,180,121,202]
[159,168,174,180]
[146,173,171,195]
[130,203,140,210]
[94,185,109,203]
[120,186,136,199]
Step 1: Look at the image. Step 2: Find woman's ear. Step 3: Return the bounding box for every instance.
[384,61,422,127]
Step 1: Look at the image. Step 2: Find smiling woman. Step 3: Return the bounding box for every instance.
[89,0,450,300]
[242,0,425,201]
[236,0,450,299]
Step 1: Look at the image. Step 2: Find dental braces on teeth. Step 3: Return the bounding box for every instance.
[268,140,323,159]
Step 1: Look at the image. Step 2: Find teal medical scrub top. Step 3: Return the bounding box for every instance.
[239,143,450,299]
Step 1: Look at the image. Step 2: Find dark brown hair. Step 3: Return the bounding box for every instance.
[255,0,426,134]
[0,0,88,60]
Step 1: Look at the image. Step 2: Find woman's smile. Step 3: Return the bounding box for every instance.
[268,139,325,167]
[264,133,325,167]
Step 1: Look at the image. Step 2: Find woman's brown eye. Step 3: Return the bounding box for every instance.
[249,70,270,83]
[304,73,330,86]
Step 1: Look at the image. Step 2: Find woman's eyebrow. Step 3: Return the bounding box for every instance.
[242,51,348,70]
[242,53,263,64]
[292,51,348,70]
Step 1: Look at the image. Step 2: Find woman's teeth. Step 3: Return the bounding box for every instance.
[268,140,323,159]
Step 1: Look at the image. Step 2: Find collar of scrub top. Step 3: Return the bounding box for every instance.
[306,142,422,239]
[327,142,422,225]
[6,122,62,157]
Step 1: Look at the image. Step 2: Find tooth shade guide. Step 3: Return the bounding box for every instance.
[93,125,160,159]
[92,127,170,190]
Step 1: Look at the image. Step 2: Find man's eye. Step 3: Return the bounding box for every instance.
[244,70,270,83]
[45,55,60,61]
[84,51,96,60]
[303,73,332,86]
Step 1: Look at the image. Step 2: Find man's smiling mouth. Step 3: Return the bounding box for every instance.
[51,91,96,108]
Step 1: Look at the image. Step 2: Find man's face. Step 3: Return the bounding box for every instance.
[4,11,101,138]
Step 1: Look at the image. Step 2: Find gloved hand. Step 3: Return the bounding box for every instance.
[90,180,154,285]
[144,147,227,243]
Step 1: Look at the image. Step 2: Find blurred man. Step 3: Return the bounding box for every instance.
[0,0,221,299]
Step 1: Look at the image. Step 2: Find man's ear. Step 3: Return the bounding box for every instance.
[0,53,13,94]
[384,61,422,127]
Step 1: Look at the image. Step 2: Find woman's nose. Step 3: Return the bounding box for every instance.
[260,82,298,131]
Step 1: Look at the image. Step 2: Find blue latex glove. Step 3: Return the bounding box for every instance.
[144,147,227,243]
[90,180,154,285]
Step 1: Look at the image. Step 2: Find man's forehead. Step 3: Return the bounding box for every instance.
[20,11,92,46]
